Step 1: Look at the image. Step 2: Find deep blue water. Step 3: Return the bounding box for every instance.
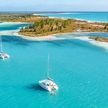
[39,12,108,22]
[0,18,108,107]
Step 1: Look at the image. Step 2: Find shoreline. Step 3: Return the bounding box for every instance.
[0,23,66,41]
[19,32,108,51]
[74,36,108,51]
[1,22,108,51]
[15,32,65,41]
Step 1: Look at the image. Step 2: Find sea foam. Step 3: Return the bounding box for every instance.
[74,36,108,51]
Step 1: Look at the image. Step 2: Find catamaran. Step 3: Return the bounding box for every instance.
[39,55,58,92]
[0,35,10,60]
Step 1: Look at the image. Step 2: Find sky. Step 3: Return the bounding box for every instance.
[0,0,108,12]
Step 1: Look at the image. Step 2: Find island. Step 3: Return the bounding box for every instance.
[0,13,108,37]
[89,36,108,42]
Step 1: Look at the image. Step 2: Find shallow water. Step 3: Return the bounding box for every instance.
[0,22,108,108]
[0,22,30,31]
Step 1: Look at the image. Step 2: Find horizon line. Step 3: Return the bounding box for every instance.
[0,11,108,14]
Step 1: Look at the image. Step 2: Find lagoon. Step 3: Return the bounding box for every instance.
[0,19,108,108]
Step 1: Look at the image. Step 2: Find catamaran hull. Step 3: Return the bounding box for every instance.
[0,53,10,60]
[39,81,52,92]
[39,80,58,92]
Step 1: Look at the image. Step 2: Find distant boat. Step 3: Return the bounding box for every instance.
[0,34,10,60]
[39,54,58,92]
[76,28,81,32]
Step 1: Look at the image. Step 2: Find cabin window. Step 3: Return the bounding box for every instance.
[47,84,49,86]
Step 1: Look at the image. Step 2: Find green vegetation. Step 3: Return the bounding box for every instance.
[0,14,47,22]
[19,18,78,36]
[19,17,108,36]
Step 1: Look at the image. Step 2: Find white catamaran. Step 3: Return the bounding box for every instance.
[0,34,10,60]
[39,55,58,92]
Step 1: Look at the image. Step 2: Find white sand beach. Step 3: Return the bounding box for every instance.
[0,22,108,51]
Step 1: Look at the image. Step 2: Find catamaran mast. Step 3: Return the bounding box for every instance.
[0,34,3,52]
[47,54,50,78]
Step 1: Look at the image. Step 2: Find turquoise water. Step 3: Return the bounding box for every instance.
[0,22,31,31]
[39,12,108,22]
[0,19,108,107]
